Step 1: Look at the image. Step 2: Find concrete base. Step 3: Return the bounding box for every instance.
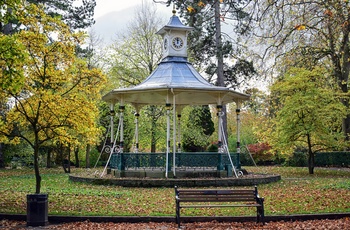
[111,168,227,179]
[69,171,281,187]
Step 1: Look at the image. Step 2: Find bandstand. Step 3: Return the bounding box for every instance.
[101,11,250,179]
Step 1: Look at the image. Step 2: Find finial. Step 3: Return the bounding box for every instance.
[172,4,176,15]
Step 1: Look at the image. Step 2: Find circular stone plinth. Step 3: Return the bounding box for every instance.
[69,172,281,187]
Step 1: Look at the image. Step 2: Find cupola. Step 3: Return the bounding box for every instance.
[156,10,193,59]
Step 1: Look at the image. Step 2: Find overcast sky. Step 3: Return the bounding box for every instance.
[92,0,170,45]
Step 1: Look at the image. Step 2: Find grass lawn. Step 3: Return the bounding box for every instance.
[0,166,349,217]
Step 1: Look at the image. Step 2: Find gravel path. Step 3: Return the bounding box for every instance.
[1,218,350,230]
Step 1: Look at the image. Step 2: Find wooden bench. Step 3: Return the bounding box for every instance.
[175,186,265,228]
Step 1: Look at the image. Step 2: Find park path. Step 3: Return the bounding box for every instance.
[1,218,350,229]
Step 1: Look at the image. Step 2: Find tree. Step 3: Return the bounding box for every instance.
[155,0,256,149]
[0,3,106,193]
[27,0,96,30]
[182,105,214,152]
[106,1,166,152]
[155,0,255,87]
[0,0,28,168]
[251,0,350,144]
[267,67,346,174]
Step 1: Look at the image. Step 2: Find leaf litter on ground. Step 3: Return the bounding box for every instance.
[1,218,350,230]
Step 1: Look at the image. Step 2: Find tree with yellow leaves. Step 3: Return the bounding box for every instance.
[250,0,350,145]
[266,67,346,174]
[0,3,106,194]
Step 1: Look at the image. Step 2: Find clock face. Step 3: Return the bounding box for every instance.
[172,37,184,49]
[163,38,168,50]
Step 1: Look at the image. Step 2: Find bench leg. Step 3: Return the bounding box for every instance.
[256,206,265,225]
[176,202,180,228]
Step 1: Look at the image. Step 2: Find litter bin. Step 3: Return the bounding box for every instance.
[27,194,48,227]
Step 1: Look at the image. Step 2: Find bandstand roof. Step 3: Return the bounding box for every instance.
[102,56,250,106]
[102,14,250,107]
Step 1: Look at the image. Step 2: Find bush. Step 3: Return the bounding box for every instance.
[246,142,274,164]
[284,151,308,167]
[315,152,350,167]
[282,151,350,167]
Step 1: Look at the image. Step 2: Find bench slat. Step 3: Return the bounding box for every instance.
[178,198,257,202]
[175,186,265,228]
[180,204,262,208]
[177,190,254,195]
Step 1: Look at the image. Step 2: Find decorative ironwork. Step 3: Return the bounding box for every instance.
[109,152,239,170]
[103,145,112,154]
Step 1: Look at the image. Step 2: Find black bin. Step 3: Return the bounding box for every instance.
[26,194,48,227]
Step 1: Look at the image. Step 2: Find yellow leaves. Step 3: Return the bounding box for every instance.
[295,24,306,31]
[0,33,27,95]
[324,9,333,17]
[187,6,196,13]
[0,2,106,149]
[197,1,206,7]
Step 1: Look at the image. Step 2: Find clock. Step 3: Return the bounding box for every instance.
[172,36,184,49]
[163,37,168,50]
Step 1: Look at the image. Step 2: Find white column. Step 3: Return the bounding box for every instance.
[119,104,125,153]
[176,106,184,153]
[217,105,223,152]
[172,94,176,177]
[236,101,241,169]
[110,104,115,146]
[165,102,171,178]
[177,113,181,152]
[134,111,140,153]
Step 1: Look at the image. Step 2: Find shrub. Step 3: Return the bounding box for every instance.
[315,152,350,167]
[246,142,274,164]
[284,151,308,167]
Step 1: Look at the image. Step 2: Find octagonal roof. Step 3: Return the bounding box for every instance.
[102,56,249,106]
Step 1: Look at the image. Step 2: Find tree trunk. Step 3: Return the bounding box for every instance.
[62,146,71,174]
[306,134,314,174]
[46,148,51,168]
[85,144,91,168]
[0,143,4,168]
[342,112,350,151]
[33,145,41,194]
[151,116,157,153]
[74,146,80,168]
[67,145,71,173]
[214,1,228,143]
[308,151,315,174]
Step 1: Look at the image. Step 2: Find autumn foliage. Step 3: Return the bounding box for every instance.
[247,142,273,163]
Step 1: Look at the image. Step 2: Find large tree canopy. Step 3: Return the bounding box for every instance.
[250,0,350,143]
[27,0,96,30]
[155,0,256,88]
[265,67,346,174]
[0,3,106,193]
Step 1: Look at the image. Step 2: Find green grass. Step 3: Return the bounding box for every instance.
[0,166,349,216]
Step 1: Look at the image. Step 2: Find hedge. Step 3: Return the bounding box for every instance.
[241,151,350,167]
[314,151,350,167]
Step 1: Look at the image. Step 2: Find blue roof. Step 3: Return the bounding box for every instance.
[132,56,216,90]
[156,15,193,34]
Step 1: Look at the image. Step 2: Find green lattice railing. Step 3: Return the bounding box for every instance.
[109,152,241,171]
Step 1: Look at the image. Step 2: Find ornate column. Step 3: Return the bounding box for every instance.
[110,104,115,146]
[177,114,182,152]
[236,102,241,169]
[119,105,125,153]
[217,104,224,170]
[134,111,140,153]
[165,102,171,178]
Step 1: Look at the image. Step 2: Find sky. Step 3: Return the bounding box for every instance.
[92,0,171,45]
